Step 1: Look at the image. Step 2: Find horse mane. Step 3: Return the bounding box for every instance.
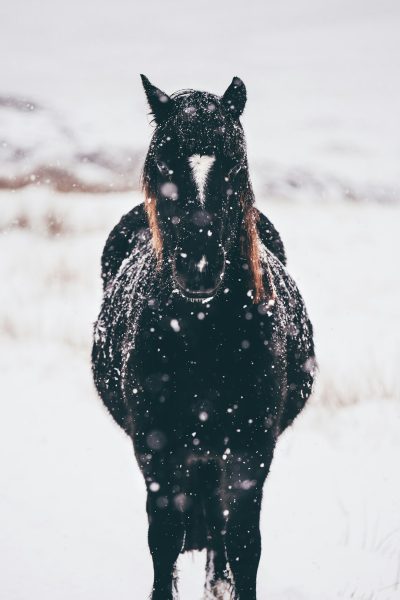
[240,191,276,304]
[142,193,163,261]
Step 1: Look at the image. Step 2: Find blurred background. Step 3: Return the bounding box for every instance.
[0,1,399,599]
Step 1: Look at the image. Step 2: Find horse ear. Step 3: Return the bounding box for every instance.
[221,77,247,118]
[140,74,172,124]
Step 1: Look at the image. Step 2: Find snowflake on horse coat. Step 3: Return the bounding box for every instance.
[92,75,316,600]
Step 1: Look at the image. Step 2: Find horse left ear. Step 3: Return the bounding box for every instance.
[140,74,172,124]
[221,77,247,118]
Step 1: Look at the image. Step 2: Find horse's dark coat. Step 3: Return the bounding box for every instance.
[92,76,315,600]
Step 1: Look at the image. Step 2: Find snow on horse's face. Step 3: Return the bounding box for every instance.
[141,75,248,301]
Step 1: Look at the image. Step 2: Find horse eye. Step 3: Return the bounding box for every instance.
[157,161,172,176]
[228,163,243,179]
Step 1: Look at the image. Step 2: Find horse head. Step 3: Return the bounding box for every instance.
[141,75,266,302]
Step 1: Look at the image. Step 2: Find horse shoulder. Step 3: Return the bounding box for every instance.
[101,202,149,289]
[256,208,287,266]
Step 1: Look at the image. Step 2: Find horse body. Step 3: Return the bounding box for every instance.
[92,77,315,599]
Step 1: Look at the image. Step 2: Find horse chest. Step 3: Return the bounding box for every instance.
[123,295,285,449]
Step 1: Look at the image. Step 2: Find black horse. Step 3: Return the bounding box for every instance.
[92,75,315,600]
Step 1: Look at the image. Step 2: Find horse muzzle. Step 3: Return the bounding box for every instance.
[172,244,225,300]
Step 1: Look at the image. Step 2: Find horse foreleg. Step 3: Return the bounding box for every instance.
[223,453,271,600]
[146,489,185,600]
[225,488,262,600]
[201,462,230,599]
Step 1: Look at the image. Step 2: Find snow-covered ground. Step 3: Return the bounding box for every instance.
[0,189,399,599]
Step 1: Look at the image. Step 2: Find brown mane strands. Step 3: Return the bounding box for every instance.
[241,202,277,305]
[143,180,163,267]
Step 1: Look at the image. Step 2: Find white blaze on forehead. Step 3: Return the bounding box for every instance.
[188,154,215,205]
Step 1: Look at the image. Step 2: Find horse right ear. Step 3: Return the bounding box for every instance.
[140,74,172,124]
[221,76,247,118]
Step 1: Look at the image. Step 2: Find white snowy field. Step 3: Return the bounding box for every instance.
[0,189,399,599]
[1,0,400,596]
